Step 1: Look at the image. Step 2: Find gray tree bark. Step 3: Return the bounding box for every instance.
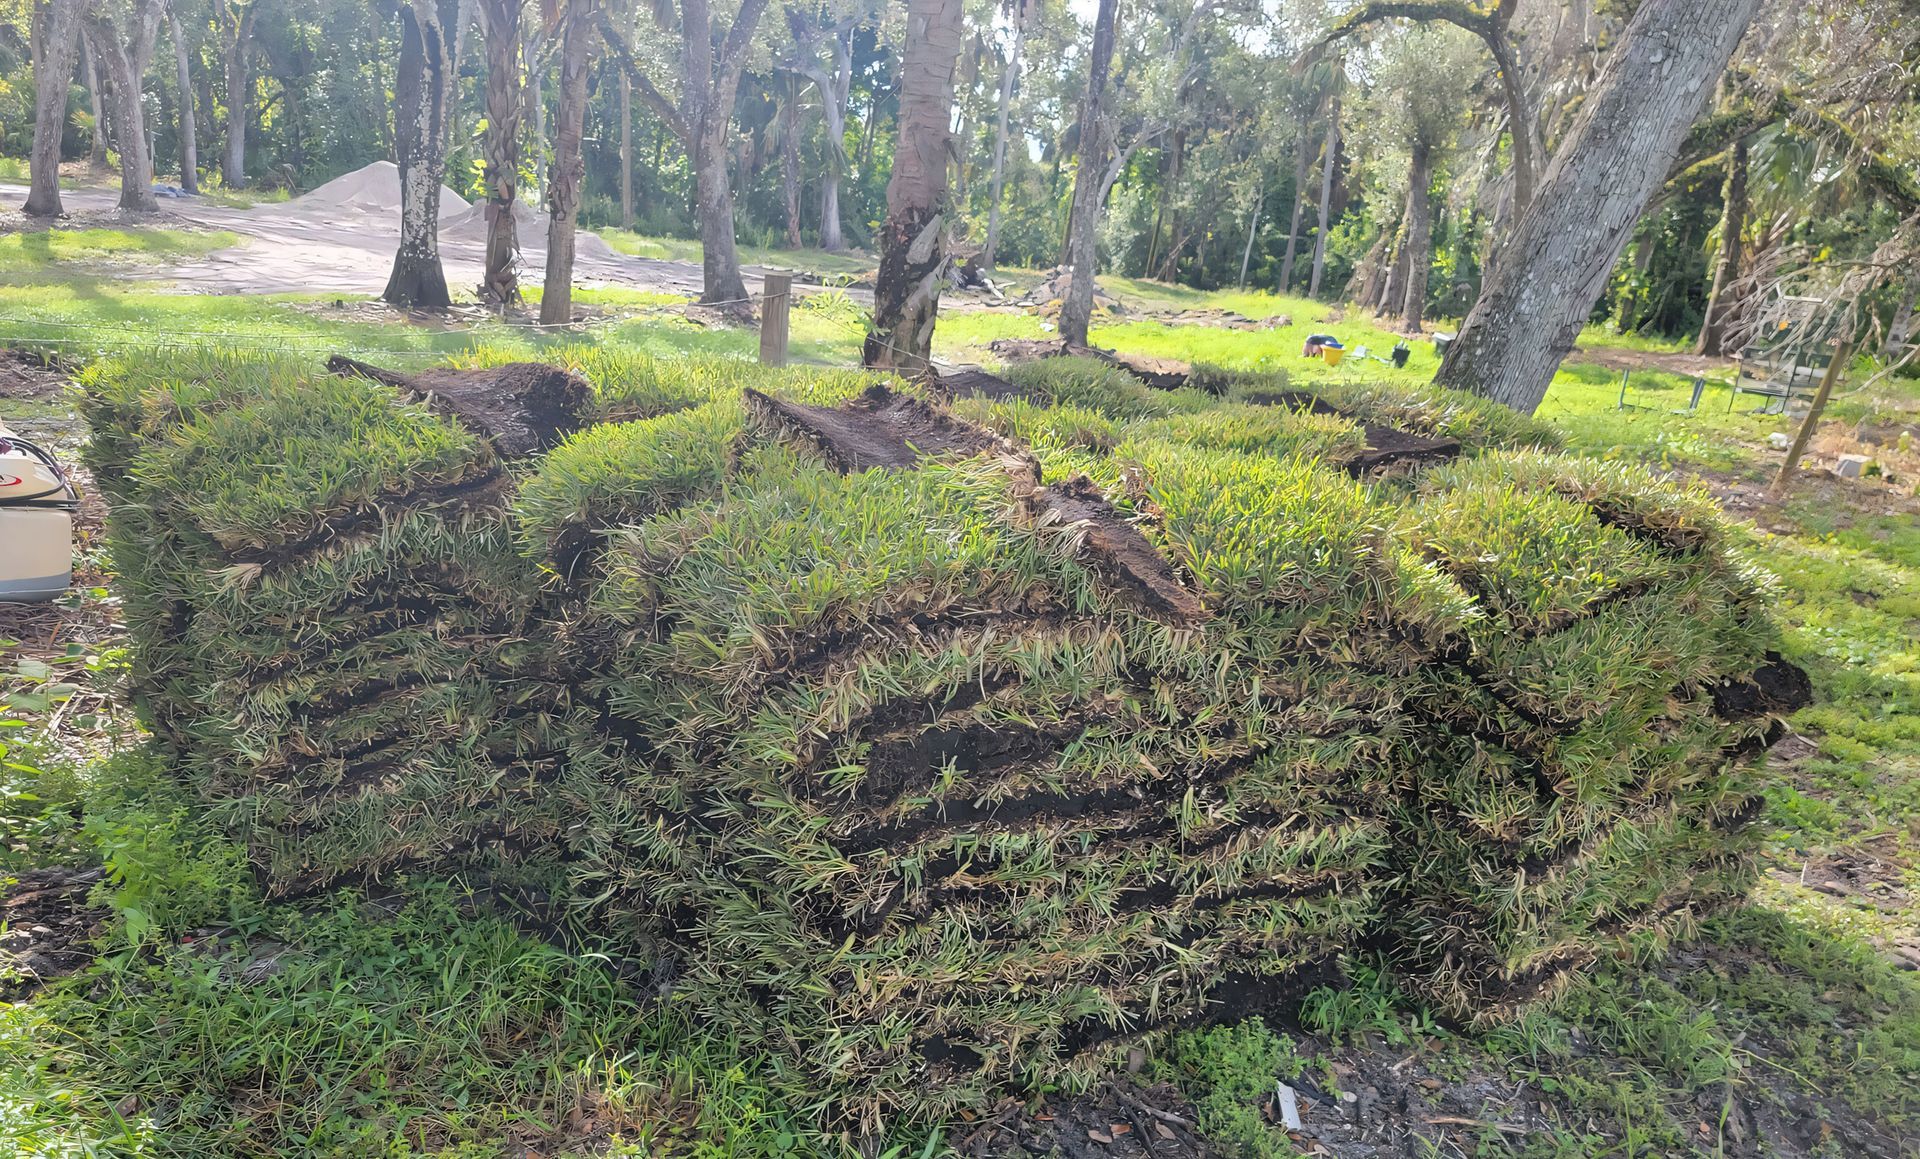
[1308,95,1340,298]
[476,0,522,306]
[1433,0,1764,415]
[219,0,252,187]
[1237,173,1262,291]
[1399,135,1433,329]
[540,0,598,326]
[864,0,964,373]
[1695,135,1748,356]
[82,33,110,171]
[85,0,164,213]
[24,0,88,216]
[166,2,197,192]
[1276,120,1311,294]
[381,0,459,310]
[619,69,633,228]
[1059,0,1119,348]
[522,22,545,202]
[982,0,1028,269]
[780,74,803,247]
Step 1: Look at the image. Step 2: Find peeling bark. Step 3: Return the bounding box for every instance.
[865,0,965,375]
[23,0,87,216]
[1434,0,1764,415]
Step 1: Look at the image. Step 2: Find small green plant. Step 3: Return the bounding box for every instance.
[1157,1020,1306,1159]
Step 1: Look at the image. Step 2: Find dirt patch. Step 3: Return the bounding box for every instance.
[1139,308,1291,332]
[0,867,106,999]
[985,339,1193,391]
[0,349,71,405]
[959,1081,1213,1159]
[1567,345,1734,378]
[327,356,592,458]
[744,384,1021,473]
[1026,476,1207,625]
[1710,651,1815,722]
[937,367,1037,403]
[1343,425,1462,476]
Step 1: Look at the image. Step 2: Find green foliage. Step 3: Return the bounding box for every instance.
[1158,1020,1305,1159]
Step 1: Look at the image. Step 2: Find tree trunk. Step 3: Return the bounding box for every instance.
[540,0,596,326]
[221,3,253,187]
[619,70,634,228]
[478,0,523,307]
[1885,277,1919,361]
[864,0,964,374]
[1399,136,1433,330]
[693,119,748,303]
[86,1,164,213]
[167,4,198,193]
[1237,173,1263,290]
[1058,0,1119,349]
[982,0,1028,270]
[1276,122,1311,294]
[1308,95,1340,299]
[523,23,546,201]
[1695,135,1748,356]
[1433,0,1764,415]
[817,28,852,252]
[1348,204,1395,308]
[382,0,458,310]
[24,0,86,216]
[780,76,803,247]
[83,34,111,172]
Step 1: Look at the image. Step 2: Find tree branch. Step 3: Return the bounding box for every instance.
[596,9,690,143]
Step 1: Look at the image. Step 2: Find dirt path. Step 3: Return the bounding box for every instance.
[0,181,794,302]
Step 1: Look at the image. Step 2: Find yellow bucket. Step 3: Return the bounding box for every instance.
[1321,346,1345,367]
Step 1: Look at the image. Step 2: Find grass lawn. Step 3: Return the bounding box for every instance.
[1,258,1917,1156]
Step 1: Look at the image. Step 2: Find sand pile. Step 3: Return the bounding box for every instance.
[437,199,621,261]
[294,160,469,216]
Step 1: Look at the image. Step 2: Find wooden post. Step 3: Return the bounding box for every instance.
[1770,329,1854,497]
[759,273,792,367]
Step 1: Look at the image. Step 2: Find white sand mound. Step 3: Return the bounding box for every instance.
[438,198,620,261]
[295,160,469,215]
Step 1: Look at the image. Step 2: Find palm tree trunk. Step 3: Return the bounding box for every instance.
[478,0,523,306]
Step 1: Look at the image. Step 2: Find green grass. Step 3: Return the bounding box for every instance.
[0,228,240,280]
[3,241,1920,1155]
[597,229,876,282]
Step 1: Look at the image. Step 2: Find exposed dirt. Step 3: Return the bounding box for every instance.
[1342,425,1462,476]
[327,356,593,457]
[938,367,1038,403]
[1710,651,1816,722]
[1138,308,1291,332]
[744,383,1020,473]
[959,1081,1214,1159]
[1568,344,1735,378]
[0,349,72,404]
[0,867,106,1000]
[985,339,1194,391]
[1027,476,1208,625]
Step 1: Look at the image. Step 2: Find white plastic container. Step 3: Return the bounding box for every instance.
[0,427,77,603]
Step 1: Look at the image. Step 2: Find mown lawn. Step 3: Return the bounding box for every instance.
[1,266,1916,1157]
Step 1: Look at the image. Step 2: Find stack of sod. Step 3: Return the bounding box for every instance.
[80,350,583,897]
[86,345,1803,1125]
[543,390,1425,1126]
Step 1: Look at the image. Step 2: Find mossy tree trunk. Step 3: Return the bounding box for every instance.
[1695,135,1748,357]
[381,0,458,311]
[864,0,964,374]
[23,0,87,216]
[1433,0,1765,415]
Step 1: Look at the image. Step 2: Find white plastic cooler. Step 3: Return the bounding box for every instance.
[0,427,77,602]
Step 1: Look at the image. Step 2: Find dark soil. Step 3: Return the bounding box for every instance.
[1029,477,1207,625]
[1342,425,1462,476]
[958,1081,1214,1159]
[0,867,106,999]
[984,339,1193,391]
[745,383,1020,473]
[938,367,1039,403]
[0,348,71,404]
[1710,650,1815,721]
[326,355,593,457]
